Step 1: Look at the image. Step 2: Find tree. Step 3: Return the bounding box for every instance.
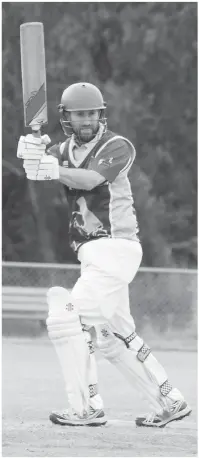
[2,2,197,266]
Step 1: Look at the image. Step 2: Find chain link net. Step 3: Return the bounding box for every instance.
[2,263,80,289]
[2,263,197,333]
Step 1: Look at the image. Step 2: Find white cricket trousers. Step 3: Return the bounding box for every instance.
[71,238,143,328]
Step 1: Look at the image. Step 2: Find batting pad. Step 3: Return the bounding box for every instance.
[96,325,172,411]
[83,327,104,410]
[46,287,90,416]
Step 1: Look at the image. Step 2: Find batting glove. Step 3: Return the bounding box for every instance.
[17,134,51,159]
[23,155,59,180]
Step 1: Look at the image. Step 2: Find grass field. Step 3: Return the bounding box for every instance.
[2,337,197,457]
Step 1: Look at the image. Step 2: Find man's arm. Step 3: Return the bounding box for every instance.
[59,166,105,190]
[88,138,135,183]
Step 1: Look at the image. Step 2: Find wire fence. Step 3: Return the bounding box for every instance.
[2,262,197,334]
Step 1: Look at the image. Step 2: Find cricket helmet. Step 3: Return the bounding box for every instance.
[58,82,107,137]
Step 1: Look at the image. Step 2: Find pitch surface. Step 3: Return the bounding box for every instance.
[2,337,197,457]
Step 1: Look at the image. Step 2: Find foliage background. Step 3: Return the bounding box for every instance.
[2,2,197,266]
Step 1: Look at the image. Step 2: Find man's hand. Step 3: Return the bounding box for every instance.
[17,134,51,159]
[23,155,60,180]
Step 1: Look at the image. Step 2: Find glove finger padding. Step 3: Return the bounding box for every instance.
[40,134,51,145]
[20,153,46,159]
[25,134,51,145]
[17,134,51,159]
[26,174,54,181]
[26,172,58,180]
[23,159,40,166]
[24,155,59,181]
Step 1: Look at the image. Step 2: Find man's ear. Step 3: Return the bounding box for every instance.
[63,110,71,121]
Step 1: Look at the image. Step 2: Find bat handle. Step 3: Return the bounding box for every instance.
[31,123,41,138]
[32,129,41,138]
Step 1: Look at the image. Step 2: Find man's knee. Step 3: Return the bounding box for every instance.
[113,330,151,362]
[96,325,125,360]
[46,286,82,341]
[96,324,151,363]
[46,287,96,350]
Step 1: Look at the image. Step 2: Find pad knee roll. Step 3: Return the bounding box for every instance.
[46,286,82,341]
[96,325,125,360]
[97,325,146,362]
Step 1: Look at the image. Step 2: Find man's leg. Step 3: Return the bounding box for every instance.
[46,286,106,426]
[96,308,191,427]
[81,323,105,411]
[74,239,191,427]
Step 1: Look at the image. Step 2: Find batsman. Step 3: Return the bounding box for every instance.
[18,82,191,427]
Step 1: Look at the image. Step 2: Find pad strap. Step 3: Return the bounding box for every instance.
[160,379,173,396]
[114,331,137,348]
[137,343,151,362]
[89,384,98,398]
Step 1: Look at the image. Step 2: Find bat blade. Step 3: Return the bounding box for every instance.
[20,22,47,130]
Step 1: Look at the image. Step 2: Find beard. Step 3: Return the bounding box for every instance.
[73,124,99,143]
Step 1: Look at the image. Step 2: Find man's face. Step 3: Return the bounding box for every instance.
[69,110,100,143]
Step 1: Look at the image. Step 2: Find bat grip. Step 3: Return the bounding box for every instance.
[31,123,41,137]
[32,129,41,138]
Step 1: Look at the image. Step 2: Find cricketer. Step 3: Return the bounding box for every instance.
[17,82,192,427]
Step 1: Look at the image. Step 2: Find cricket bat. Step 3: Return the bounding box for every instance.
[20,22,47,133]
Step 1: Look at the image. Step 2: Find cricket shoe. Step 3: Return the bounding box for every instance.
[135,400,192,428]
[49,406,107,426]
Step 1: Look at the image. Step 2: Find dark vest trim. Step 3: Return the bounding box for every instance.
[61,130,117,168]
